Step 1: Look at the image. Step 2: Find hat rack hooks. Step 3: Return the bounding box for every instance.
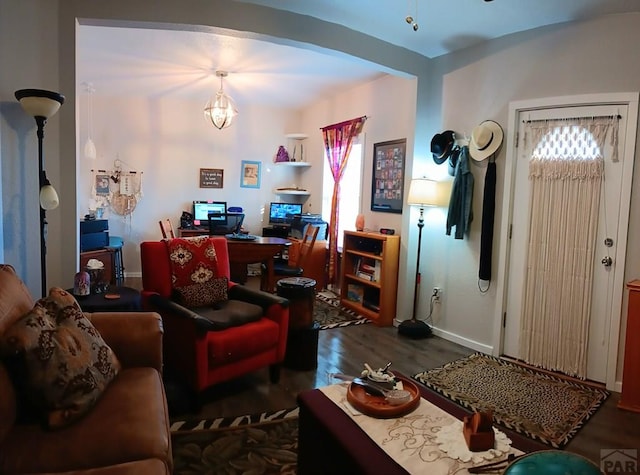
[454,131,470,147]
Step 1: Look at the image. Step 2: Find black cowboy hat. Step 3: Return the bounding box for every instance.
[431,130,456,165]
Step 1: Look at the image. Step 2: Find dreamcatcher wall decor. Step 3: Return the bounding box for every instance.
[91,159,143,218]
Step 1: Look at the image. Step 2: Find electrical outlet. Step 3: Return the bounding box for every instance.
[433,286,442,302]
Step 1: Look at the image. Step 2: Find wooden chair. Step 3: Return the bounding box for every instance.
[261,224,320,292]
[159,219,175,239]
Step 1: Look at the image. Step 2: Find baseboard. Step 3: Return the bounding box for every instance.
[430,326,493,354]
[125,271,142,278]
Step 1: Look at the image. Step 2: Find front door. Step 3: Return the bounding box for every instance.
[502,101,634,384]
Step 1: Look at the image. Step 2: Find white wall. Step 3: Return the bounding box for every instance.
[0,0,62,297]
[423,13,640,381]
[77,95,303,275]
[76,74,418,278]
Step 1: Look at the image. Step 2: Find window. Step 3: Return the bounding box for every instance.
[321,138,364,249]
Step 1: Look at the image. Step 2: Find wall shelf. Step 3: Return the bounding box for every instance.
[273,189,310,196]
[275,161,311,167]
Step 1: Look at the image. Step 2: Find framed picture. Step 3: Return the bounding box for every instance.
[371,139,406,213]
[240,160,261,188]
[199,168,224,188]
[95,174,111,195]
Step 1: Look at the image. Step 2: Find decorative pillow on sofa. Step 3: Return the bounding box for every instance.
[173,277,228,308]
[0,288,120,429]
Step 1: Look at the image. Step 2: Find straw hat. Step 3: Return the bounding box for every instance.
[469,120,503,161]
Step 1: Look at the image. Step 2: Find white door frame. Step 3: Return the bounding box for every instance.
[492,92,639,391]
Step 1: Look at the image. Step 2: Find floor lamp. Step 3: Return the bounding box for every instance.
[398,178,449,339]
[15,89,65,297]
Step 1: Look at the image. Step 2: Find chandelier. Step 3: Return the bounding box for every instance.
[204,70,238,130]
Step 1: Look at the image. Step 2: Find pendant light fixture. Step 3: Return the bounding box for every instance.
[84,82,97,160]
[204,70,238,130]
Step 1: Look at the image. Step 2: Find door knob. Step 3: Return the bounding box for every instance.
[602,256,613,267]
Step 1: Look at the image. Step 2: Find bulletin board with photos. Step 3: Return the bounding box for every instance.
[371,139,406,214]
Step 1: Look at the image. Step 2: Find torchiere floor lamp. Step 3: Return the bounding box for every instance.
[15,89,65,297]
[398,178,449,339]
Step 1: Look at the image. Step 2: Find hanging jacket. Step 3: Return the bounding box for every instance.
[446,145,474,239]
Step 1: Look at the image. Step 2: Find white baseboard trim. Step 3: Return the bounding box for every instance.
[125,271,142,278]
[430,326,493,355]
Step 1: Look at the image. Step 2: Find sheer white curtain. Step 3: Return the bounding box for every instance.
[520,116,618,378]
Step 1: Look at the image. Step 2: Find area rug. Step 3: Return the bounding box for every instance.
[314,293,370,330]
[412,352,609,448]
[171,408,298,474]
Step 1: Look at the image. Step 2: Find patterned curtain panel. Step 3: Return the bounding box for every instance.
[321,116,366,288]
[519,117,618,378]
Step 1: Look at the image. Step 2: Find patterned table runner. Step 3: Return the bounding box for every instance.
[319,382,523,475]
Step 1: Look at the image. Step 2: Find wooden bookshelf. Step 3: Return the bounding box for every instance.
[340,231,400,326]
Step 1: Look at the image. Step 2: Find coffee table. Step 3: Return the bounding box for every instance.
[297,373,549,474]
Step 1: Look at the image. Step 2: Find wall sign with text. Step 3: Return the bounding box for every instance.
[199,168,224,188]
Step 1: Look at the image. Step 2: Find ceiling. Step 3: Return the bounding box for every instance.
[77,0,640,109]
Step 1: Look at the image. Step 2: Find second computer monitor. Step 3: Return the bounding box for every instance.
[269,202,302,224]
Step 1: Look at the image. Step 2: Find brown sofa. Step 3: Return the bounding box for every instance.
[0,265,172,474]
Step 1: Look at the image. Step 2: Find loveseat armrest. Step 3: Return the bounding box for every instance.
[87,312,164,372]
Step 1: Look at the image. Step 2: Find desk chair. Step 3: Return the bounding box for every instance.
[261,224,319,292]
[159,219,175,239]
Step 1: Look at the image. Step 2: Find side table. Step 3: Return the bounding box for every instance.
[69,286,141,312]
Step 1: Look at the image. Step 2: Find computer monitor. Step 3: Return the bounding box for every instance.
[193,201,227,224]
[269,202,303,224]
[208,212,245,235]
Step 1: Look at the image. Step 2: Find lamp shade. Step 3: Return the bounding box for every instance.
[15,89,65,118]
[39,184,59,210]
[407,178,450,207]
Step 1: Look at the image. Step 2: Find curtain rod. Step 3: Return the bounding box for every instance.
[523,114,621,124]
[320,115,368,130]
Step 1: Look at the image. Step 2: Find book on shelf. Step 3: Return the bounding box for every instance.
[346,284,364,303]
[356,257,377,281]
[356,271,374,281]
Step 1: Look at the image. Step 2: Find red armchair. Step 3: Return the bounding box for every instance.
[140,237,289,399]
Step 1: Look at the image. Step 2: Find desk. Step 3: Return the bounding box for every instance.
[178,227,209,237]
[177,230,291,285]
[226,237,291,286]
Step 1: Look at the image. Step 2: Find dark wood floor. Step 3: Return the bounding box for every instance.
[126,276,640,465]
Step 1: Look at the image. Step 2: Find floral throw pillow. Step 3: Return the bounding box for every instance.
[0,288,120,429]
[165,236,219,288]
[174,277,229,308]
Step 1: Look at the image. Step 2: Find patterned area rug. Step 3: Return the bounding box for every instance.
[171,408,298,474]
[314,293,370,330]
[412,353,609,448]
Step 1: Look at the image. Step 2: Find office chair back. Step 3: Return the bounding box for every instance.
[291,224,319,269]
[208,212,245,235]
[261,224,319,292]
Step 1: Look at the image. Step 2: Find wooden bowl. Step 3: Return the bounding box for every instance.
[346,373,421,418]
